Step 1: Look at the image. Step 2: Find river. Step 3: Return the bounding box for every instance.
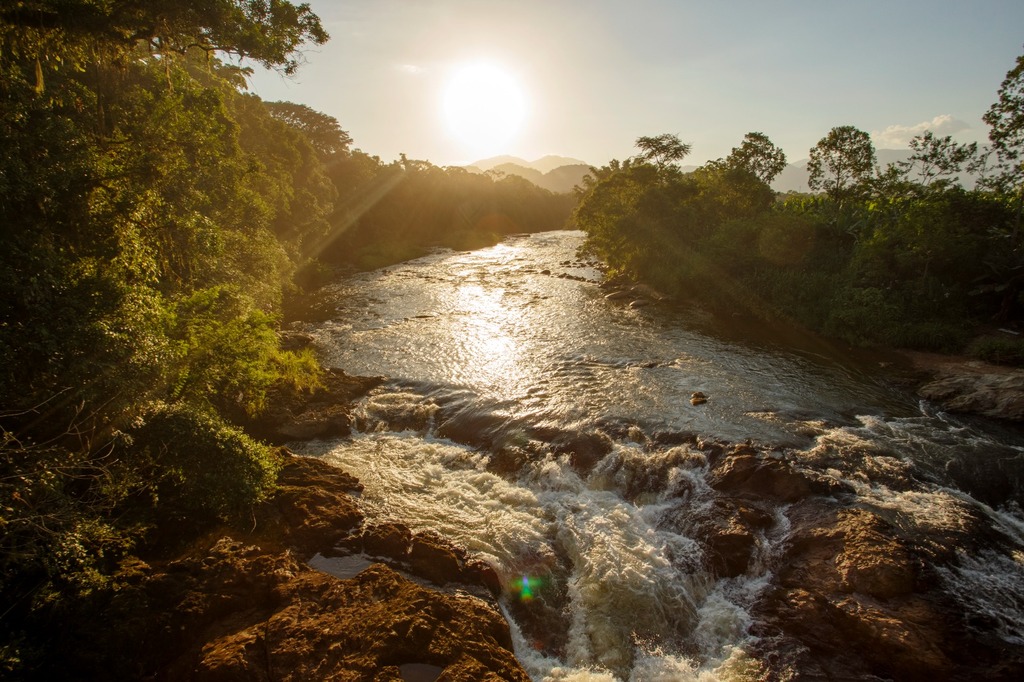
[293,230,1024,680]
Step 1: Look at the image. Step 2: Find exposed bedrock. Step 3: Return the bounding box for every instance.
[42,454,528,681]
[695,445,1024,680]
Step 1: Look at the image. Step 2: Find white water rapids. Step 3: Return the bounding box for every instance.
[292,231,1024,680]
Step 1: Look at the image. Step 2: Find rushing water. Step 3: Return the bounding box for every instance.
[293,230,1024,680]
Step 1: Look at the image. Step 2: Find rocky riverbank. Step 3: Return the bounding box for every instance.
[38,451,529,681]
[41,352,1024,680]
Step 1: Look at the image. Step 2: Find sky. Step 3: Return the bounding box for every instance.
[247,0,1024,168]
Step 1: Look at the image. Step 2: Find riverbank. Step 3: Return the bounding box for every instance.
[29,420,531,680]
[36,362,1021,679]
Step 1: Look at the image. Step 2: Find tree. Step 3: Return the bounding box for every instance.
[725,131,787,184]
[265,101,352,157]
[807,126,876,201]
[898,131,978,188]
[983,47,1024,233]
[0,0,329,78]
[634,133,692,170]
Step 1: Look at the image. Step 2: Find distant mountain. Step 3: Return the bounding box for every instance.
[532,155,590,174]
[470,155,588,173]
[470,155,532,171]
[484,162,592,194]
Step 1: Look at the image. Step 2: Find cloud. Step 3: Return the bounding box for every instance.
[871,114,970,148]
[396,64,424,75]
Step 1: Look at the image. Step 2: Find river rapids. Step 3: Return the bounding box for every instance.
[292,231,1024,680]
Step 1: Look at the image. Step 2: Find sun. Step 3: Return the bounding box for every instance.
[442,62,526,158]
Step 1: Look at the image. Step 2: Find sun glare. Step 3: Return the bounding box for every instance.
[442,62,526,158]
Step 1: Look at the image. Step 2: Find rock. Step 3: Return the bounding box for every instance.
[919,371,1024,421]
[278,330,315,351]
[243,369,385,444]
[710,451,847,503]
[408,531,465,585]
[41,457,530,681]
[834,510,918,599]
[746,500,1024,681]
[180,562,528,681]
[696,499,774,578]
[466,559,503,597]
[551,430,613,473]
[690,391,707,405]
[266,454,364,553]
[362,522,413,559]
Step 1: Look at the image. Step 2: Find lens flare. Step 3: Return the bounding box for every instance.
[513,574,542,601]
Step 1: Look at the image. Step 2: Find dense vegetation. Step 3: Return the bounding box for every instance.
[574,53,1024,358]
[0,2,570,673]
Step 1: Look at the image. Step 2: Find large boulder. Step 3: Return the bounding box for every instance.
[919,371,1024,421]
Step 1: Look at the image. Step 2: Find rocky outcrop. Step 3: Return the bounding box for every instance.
[693,443,1024,680]
[44,454,529,681]
[919,370,1024,421]
[243,368,385,443]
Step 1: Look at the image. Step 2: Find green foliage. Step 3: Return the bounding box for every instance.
[807,125,877,201]
[130,404,281,525]
[0,6,335,670]
[578,124,1021,353]
[724,131,788,184]
[968,336,1024,366]
[319,160,573,269]
[0,0,328,76]
[168,286,320,417]
[634,133,692,171]
[266,100,353,157]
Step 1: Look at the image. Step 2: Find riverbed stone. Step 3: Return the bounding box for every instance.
[362,522,413,559]
[408,531,465,585]
[710,451,845,502]
[919,370,1024,421]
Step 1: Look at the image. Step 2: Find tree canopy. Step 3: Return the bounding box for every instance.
[807,125,877,201]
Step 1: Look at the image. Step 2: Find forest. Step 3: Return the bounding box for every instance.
[574,57,1024,360]
[0,2,567,673]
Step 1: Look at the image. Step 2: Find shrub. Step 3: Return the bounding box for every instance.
[131,404,281,525]
[968,336,1024,366]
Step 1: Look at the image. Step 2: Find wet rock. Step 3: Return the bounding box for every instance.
[466,558,503,597]
[278,330,315,351]
[710,451,848,503]
[435,409,508,449]
[920,371,1024,421]
[243,369,384,444]
[696,499,774,578]
[834,511,918,598]
[362,522,413,559]
[408,531,465,585]
[748,499,1024,680]
[552,430,614,473]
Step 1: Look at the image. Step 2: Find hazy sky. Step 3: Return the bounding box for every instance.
[247,0,1024,167]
